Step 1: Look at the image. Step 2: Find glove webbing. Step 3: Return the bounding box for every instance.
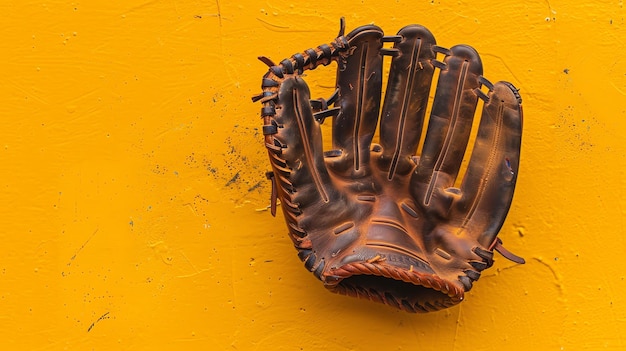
[252,19,404,216]
[252,19,351,216]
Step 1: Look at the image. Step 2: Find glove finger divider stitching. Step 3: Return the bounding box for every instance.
[254,18,524,313]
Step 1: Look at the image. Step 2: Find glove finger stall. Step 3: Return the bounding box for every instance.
[379,25,436,179]
[331,25,384,177]
[273,77,337,212]
[451,81,523,247]
[412,45,483,213]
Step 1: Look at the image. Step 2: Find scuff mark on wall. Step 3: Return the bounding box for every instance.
[87,311,110,332]
[64,228,99,272]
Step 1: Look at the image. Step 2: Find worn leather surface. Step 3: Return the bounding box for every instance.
[254,20,524,312]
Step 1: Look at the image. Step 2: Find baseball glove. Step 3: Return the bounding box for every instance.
[252,19,524,313]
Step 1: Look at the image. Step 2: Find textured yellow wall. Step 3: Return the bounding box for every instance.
[1,0,625,350]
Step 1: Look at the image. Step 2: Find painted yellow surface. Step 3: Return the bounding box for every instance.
[1,0,625,349]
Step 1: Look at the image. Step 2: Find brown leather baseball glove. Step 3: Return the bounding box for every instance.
[252,19,524,313]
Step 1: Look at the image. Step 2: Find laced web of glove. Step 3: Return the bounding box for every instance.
[253,18,524,313]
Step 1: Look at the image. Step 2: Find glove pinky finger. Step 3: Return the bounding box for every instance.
[452,80,523,247]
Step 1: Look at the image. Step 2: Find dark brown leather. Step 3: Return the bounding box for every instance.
[254,19,524,313]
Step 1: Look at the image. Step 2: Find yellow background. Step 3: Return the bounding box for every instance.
[1,0,625,349]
